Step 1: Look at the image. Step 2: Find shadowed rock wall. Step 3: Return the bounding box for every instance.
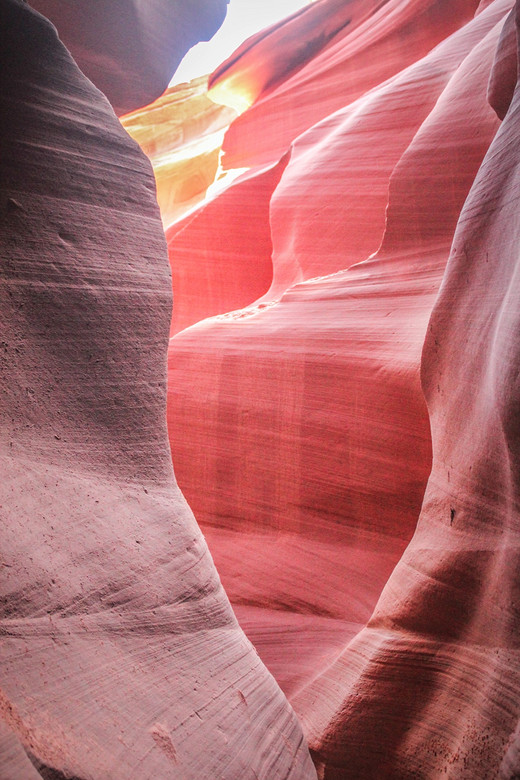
[28,0,229,114]
[0,2,316,778]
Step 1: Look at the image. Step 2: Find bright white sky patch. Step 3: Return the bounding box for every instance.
[171,0,313,86]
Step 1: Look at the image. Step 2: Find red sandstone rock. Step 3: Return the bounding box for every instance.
[166,0,512,726]
[208,0,384,113]
[295,3,520,775]
[166,157,289,336]
[488,6,518,117]
[209,0,485,168]
[0,3,316,778]
[6,0,520,775]
[27,0,228,114]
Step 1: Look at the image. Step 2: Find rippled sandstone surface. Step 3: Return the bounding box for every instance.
[0,2,316,778]
[166,0,520,775]
[3,0,520,777]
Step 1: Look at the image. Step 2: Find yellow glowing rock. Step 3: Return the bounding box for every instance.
[122,76,237,228]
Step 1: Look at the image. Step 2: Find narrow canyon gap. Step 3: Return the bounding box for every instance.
[2,0,520,778]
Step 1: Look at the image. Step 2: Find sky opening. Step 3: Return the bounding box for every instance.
[171,0,314,85]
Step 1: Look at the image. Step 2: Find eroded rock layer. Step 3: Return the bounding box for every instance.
[0,3,316,778]
[209,0,486,167]
[121,77,237,229]
[166,0,514,736]
[295,4,520,776]
[166,157,288,336]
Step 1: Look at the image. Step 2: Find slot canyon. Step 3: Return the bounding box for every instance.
[1,0,520,777]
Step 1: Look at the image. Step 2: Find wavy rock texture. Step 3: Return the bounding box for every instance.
[0,3,316,778]
[209,0,486,167]
[27,0,228,114]
[488,6,517,117]
[166,0,515,745]
[295,4,520,777]
[166,156,289,336]
[121,77,237,229]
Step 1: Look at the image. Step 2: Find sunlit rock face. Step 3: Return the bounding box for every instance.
[121,82,286,336]
[0,3,316,778]
[166,0,518,770]
[121,77,237,229]
[27,0,229,115]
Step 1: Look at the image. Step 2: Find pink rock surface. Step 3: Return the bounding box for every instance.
[0,3,316,778]
[166,157,288,336]
[295,4,520,776]
[27,0,228,114]
[209,0,485,168]
[166,0,512,729]
[208,0,384,112]
[488,6,517,117]
[6,0,520,775]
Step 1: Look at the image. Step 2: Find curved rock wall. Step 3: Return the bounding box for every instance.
[0,3,315,778]
[167,0,512,711]
[121,77,237,229]
[295,3,520,776]
[166,156,289,336]
[5,0,520,776]
[209,0,484,167]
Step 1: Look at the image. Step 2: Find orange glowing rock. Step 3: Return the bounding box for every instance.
[209,0,487,168]
[207,0,376,114]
